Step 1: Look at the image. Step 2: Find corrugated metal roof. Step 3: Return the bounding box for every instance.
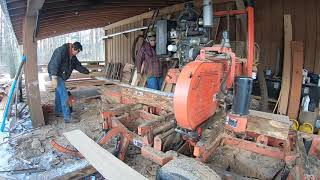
[5,0,188,44]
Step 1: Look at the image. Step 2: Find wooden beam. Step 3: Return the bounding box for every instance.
[278,15,292,115]
[287,41,304,119]
[26,0,45,16]
[63,130,147,180]
[104,0,235,30]
[23,16,45,128]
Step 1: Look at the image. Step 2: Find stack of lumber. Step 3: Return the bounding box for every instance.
[278,15,304,120]
[82,61,105,72]
[105,63,123,80]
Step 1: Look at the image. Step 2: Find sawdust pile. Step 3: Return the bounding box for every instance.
[0,92,161,179]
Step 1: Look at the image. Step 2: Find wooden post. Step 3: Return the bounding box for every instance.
[23,16,45,128]
[287,41,304,119]
[278,15,292,115]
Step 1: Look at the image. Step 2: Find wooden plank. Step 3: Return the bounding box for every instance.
[248,110,291,140]
[278,15,292,115]
[64,130,147,180]
[131,62,144,86]
[287,41,304,120]
[23,16,45,128]
[138,72,147,87]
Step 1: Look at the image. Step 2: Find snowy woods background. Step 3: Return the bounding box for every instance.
[0,0,105,78]
[37,28,105,65]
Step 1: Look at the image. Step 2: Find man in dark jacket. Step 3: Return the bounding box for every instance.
[48,42,89,123]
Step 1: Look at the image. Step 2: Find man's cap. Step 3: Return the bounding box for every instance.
[147,31,156,38]
[73,42,83,51]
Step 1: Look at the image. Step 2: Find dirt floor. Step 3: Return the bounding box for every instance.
[306,154,320,177]
[0,88,160,179]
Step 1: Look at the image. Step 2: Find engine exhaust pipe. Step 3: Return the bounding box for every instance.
[203,0,213,27]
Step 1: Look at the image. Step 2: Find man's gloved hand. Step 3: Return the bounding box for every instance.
[51,75,58,89]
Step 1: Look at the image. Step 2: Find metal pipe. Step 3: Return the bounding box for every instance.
[203,0,213,27]
[102,26,148,39]
[232,77,253,115]
[246,6,254,77]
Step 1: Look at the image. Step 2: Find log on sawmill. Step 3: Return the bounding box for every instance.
[121,85,173,111]
[247,110,292,141]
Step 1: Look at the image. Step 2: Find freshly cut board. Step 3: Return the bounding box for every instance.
[278,15,292,115]
[287,41,304,119]
[64,130,147,180]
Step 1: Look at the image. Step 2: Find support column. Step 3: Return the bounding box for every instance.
[23,15,45,128]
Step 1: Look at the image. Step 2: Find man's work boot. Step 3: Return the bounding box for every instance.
[55,113,63,118]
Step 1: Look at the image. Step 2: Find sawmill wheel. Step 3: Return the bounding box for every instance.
[156,157,221,180]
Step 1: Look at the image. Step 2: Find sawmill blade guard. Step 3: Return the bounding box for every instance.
[173,60,223,130]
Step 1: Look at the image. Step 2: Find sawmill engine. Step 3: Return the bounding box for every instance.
[156,1,214,66]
